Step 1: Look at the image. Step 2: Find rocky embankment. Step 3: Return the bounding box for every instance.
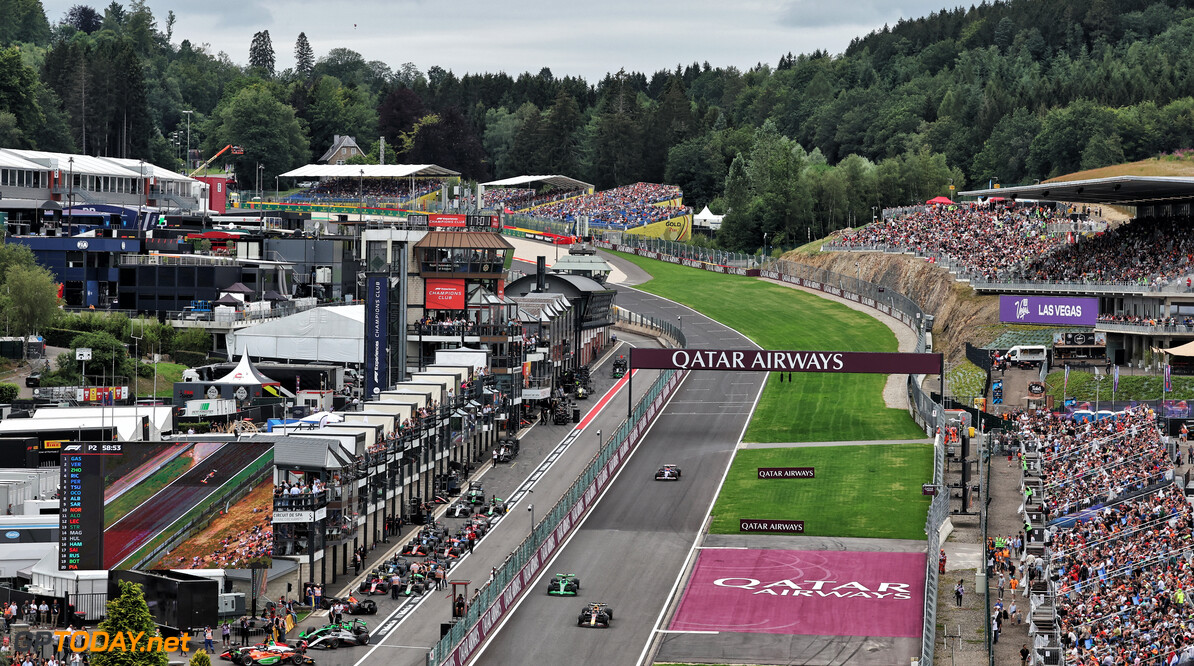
[783,250,1000,365]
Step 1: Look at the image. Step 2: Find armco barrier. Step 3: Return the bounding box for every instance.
[593,240,759,277]
[428,369,686,666]
[596,244,950,666]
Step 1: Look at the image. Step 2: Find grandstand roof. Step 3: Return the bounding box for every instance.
[481,175,592,190]
[103,157,197,183]
[0,148,182,178]
[961,176,1194,205]
[280,164,459,179]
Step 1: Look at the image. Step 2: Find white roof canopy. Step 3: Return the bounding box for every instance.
[280,164,459,178]
[227,305,366,364]
[481,174,592,190]
[214,354,281,385]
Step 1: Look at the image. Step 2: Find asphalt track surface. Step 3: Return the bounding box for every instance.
[305,333,664,666]
[103,442,271,568]
[474,250,767,665]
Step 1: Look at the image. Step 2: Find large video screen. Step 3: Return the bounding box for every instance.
[60,441,273,571]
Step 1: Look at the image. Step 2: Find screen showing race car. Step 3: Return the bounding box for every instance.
[60,441,274,571]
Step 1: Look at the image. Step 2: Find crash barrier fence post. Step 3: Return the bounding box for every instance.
[593,243,951,666]
[427,369,685,666]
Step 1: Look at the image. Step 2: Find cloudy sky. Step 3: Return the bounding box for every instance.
[41,0,953,81]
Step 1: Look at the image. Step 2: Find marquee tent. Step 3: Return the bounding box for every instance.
[926,196,955,205]
[227,304,365,364]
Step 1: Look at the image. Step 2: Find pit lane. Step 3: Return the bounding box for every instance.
[301,328,665,666]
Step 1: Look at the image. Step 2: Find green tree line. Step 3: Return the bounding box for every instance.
[5,0,1194,250]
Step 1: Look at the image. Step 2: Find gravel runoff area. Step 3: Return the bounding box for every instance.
[758,276,916,410]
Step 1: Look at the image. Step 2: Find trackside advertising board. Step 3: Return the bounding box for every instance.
[630,348,943,375]
[999,295,1097,326]
[365,276,387,397]
[436,370,686,666]
[591,240,758,276]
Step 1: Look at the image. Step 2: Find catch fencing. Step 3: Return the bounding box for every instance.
[426,317,687,666]
[594,245,951,666]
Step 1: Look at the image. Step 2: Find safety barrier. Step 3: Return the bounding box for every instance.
[595,244,950,666]
[427,369,685,666]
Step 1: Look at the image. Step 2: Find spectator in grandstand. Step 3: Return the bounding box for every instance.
[530,183,688,228]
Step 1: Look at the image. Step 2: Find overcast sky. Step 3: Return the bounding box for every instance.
[41,0,953,81]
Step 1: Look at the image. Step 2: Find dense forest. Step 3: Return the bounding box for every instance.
[4,0,1194,251]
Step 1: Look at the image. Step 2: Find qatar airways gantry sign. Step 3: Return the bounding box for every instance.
[630,349,942,375]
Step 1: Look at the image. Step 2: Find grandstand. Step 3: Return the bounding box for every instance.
[1009,406,1184,665]
[822,175,1194,372]
[527,182,688,228]
[480,175,592,211]
[278,164,460,207]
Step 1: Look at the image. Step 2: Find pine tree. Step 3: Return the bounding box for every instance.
[189,650,212,666]
[294,32,314,80]
[248,30,275,77]
[92,580,169,666]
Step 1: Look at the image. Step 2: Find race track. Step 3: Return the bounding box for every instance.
[474,250,766,665]
[103,442,271,568]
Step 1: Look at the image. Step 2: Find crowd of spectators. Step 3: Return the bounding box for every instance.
[531,183,686,228]
[829,203,1066,279]
[482,188,535,208]
[1098,314,1194,327]
[1023,406,1169,521]
[1019,216,1194,286]
[1007,405,1194,664]
[169,515,272,569]
[1049,486,1194,664]
[833,204,1194,287]
[286,178,444,202]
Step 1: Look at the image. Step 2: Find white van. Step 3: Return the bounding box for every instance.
[1006,345,1048,367]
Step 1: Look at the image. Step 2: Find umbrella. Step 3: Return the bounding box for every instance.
[926,196,955,205]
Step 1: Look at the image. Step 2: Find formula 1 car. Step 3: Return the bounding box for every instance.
[612,356,627,379]
[319,595,377,615]
[358,573,391,595]
[577,602,614,627]
[465,482,486,505]
[299,619,370,649]
[654,464,682,481]
[546,573,581,596]
[400,542,433,557]
[221,642,310,666]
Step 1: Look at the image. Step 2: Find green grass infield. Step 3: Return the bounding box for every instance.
[709,445,932,540]
[612,251,924,442]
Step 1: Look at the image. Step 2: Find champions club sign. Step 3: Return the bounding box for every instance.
[630,349,943,375]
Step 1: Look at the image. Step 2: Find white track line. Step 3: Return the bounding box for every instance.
[351,364,643,666]
[468,370,691,664]
[634,364,767,666]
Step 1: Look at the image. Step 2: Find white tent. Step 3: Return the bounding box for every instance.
[694,206,724,230]
[213,353,280,385]
[227,305,365,363]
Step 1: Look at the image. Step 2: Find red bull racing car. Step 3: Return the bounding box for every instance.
[576,601,614,628]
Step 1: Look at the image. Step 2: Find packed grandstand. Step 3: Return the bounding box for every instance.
[1010,405,1189,665]
[827,203,1194,288]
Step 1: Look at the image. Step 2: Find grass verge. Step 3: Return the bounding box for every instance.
[1046,368,1194,402]
[105,453,195,529]
[611,250,924,442]
[709,445,932,540]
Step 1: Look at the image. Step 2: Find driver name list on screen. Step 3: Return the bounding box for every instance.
[59,443,118,571]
